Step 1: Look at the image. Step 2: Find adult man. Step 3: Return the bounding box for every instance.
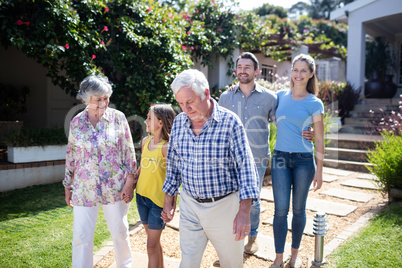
[219,52,277,254]
[161,69,259,267]
[219,52,312,254]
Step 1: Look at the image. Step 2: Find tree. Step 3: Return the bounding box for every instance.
[290,0,355,19]
[0,0,193,116]
[254,3,287,18]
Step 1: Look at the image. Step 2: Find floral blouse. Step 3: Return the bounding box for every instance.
[63,108,136,207]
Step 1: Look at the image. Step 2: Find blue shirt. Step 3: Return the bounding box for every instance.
[219,83,277,167]
[162,99,259,201]
[275,89,324,153]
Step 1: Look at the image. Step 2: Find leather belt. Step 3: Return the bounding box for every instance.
[194,192,232,203]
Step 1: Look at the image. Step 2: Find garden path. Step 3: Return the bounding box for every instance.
[96,167,386,268]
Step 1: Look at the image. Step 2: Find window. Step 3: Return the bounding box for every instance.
[261,64,276,82]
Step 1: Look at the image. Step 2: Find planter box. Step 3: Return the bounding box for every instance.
[7,145,67,163]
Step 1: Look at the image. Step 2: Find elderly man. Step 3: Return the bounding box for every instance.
[161,69,259,267]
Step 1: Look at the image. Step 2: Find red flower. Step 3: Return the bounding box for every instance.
[218,28,222,32]
[101,40,105,45]
[64,44,69,49]
[148,7,152,11]
[103,26,109,32]
[182,45,187,50]
[91,54,96,61]
[168,73,171,76]
[191,46,194,50]
[17,20,22,25]
[104,7,109,13]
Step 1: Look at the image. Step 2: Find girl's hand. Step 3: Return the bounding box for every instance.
[227,84,237,92]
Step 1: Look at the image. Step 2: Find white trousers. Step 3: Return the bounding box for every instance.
[179,191,244,268]
[72,201,132,268]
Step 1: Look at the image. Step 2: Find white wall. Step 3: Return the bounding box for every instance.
[0,165,64,192]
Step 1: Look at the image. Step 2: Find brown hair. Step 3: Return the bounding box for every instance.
[290,54,319,96]
[150,104,176,141]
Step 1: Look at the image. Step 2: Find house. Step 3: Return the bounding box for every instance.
[0,44,345,131]
[330,0,402,96]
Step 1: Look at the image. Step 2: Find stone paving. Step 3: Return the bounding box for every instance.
[95,167,385,268]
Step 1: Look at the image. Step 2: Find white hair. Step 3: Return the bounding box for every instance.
[170,69,209,100]
[76,75,113,104]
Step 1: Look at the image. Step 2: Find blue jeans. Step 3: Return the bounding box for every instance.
[271,150,316,253]
[249,164,268,237]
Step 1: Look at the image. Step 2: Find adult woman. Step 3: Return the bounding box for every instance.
[63,75,136,268]
[270,54,324,268]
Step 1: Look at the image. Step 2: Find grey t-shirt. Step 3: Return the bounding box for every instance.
[218,83,277,167]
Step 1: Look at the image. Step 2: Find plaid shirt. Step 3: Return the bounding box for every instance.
[162,99,259,201]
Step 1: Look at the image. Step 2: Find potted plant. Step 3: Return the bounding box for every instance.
[0,83,29,143]
[4,127,68,163]
[364,37,397,98]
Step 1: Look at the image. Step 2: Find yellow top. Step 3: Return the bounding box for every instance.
[136,136,167,208]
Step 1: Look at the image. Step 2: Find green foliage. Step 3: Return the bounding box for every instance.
[0,0,193,117]
[327,202,402,268]
[181,0,239,76]
[0,0,349,118]
[0,83,29,121]
[0,182,139,267]
[4,127,67,147]
[254,3,287,19]
[367,131,402,194]
[238,13,347,62]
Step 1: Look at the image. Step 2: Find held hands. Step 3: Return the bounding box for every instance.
[161,194,177,223]
[119,173,136,203]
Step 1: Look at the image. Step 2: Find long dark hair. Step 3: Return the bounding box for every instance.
[150,104,176,141]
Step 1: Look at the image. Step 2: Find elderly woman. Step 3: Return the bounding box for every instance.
[63,74,136,268]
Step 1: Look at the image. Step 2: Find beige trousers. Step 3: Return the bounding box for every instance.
[179,190,244,268]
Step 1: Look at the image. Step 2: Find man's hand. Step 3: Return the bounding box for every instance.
[302,127,314,142]
[161,194,177,223]
[233,198,252,241]
[227,84,237,92]
[64,187,73,208]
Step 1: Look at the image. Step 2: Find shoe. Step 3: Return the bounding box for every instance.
[212,259,220,267]
[244,236,258,254]
[290,257,302,268]
[269,264,283,268]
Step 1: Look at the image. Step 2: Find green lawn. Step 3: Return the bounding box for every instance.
[0,182,139,267]
[326,202,402,268]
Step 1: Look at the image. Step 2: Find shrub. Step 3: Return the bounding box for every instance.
[4,127,67,147]
[367,131,402,194]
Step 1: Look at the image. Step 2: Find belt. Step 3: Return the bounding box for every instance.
[194,192,232,203]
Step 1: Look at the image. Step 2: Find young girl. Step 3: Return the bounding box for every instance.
[133,104,176,268]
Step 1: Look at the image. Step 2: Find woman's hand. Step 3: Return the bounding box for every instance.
[313,172,323,191]
[64,187,73,208]
[120,174,136,203]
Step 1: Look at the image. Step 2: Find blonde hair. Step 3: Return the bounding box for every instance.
[150,104,176,141]
[291,54,319,96]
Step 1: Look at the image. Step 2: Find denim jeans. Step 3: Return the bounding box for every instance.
[271,150,316,253]
[249,164,268,237]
